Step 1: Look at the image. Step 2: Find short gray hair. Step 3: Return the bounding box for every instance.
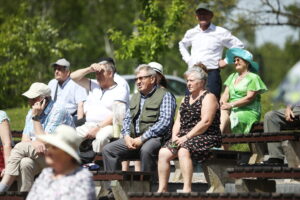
[184,67,208,82]
[98,61,116,74]
[134,64,157,76]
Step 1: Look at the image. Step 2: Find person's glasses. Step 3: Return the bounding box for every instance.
[134,75,152,82]
[234,57,242,63]
[53,65,67,71]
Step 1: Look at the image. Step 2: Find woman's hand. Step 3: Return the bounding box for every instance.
[171,135,179,143]
[174,135,188,147]
[1,169,5,177]
[221,102,232,110]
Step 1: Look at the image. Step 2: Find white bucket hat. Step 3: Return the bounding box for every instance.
[38,125,82,164]
[148,62,164,75]
[22,82,51,99]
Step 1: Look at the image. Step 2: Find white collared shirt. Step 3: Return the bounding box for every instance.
[179,23,244,69]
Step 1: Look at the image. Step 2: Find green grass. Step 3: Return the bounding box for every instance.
[4,107,29,131]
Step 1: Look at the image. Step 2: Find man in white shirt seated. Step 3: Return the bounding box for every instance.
[70,60,129,153]
[179,4,244,99]
[48,58,87,124]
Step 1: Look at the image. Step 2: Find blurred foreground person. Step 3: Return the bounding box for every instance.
[27,125,96,200]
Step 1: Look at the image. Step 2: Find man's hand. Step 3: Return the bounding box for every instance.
[218,59,227,68]
[132,137,143,149]
[124,135,136,149]
[32,141,46,154]
[85,127,99,139]
[32,99,46,117]
[285,106,295,122]
[90,63,105,73]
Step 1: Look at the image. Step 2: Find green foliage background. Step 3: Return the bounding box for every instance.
[0,0,299,111]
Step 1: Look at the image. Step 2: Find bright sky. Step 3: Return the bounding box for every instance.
[238,0,299,48]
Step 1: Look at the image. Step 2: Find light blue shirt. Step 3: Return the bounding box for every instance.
[48,77,87,115]
[23,100,74,140]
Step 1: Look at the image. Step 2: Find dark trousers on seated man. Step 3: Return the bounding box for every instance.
[102,137,162,172]
[264,106,300,164]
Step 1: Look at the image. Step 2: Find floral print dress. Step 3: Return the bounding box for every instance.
[164,91,222,162]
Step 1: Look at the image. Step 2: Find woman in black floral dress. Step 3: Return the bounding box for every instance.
[157,67,222,193]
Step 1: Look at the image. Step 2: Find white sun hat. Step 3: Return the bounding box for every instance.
[148,62,164,75]
[38,125,82,164]
[22,82,51,99]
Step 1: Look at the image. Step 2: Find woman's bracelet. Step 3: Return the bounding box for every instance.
[230,103,234,108]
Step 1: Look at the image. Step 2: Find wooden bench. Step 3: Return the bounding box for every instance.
[227,166,300,193]
[201,150,251,193]
[0,192,27,200]
[92,171,153,200]
[128,192,300,200]
[222,132,300,167]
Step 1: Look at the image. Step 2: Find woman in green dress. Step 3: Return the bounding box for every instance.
[220,48,267,135]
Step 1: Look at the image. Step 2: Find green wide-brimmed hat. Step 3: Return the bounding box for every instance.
[225,48,259,73]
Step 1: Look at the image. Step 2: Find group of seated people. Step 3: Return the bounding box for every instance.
[0,47,297,198]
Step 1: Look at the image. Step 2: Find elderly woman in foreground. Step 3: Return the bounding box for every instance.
[27,125,96,200]
[157,67,222,193]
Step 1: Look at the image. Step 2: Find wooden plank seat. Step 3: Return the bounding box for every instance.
[222,132,300,144]
[11,131,22,139]
[227,166,300,179]
[249,120,300,133]
[92,170,154,200]
[0,192,27,200]
[92,170,152,181]
[201,150,252,193]
[222,131,300,167]
[227,166,300,193]
[128,192,300,200]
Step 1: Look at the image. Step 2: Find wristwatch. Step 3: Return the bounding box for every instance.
[32,115,40,121]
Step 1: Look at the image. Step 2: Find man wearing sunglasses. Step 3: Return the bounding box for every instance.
[48,58,87,125]
[102,64,176,172]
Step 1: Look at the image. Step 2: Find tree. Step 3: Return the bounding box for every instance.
[108,0,187,65]
[0,3,81,108]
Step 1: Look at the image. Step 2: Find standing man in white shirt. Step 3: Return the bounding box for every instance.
[48,58,87,124]
[179,5,244,99]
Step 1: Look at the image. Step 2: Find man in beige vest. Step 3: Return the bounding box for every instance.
[102,64,176,172]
